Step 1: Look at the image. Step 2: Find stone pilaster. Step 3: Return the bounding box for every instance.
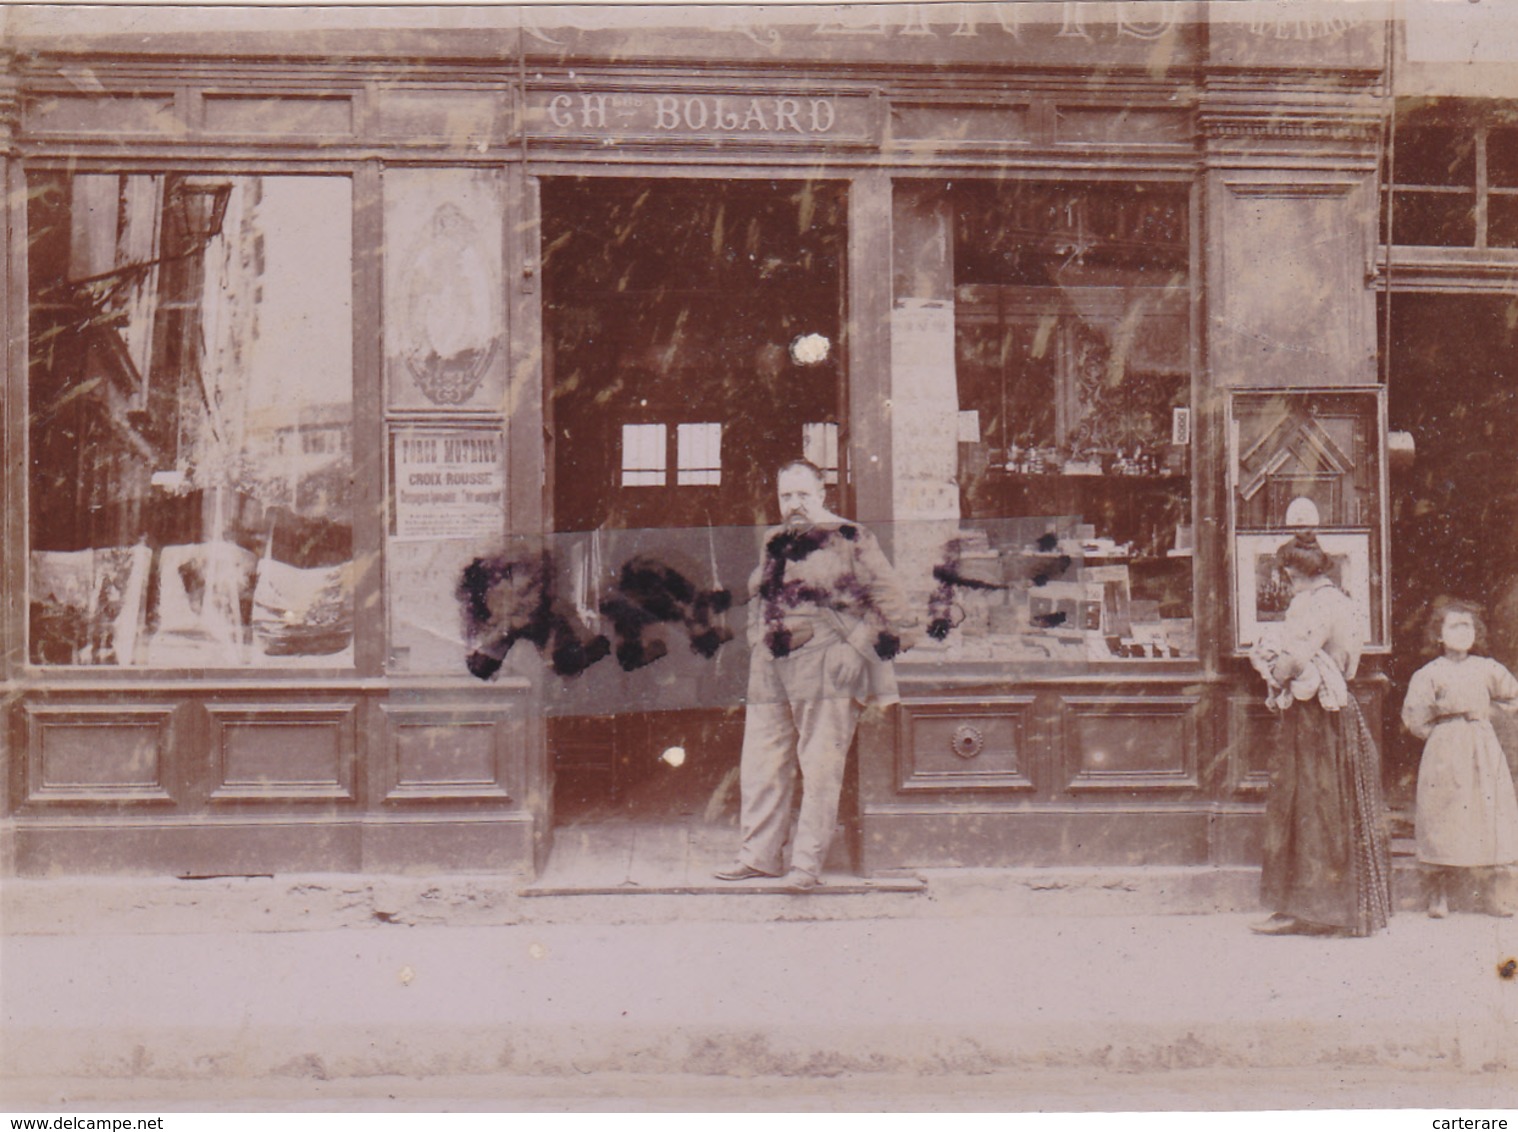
[888,185,961,619]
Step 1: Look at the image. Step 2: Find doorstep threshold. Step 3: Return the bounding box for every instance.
[519,875,927,897]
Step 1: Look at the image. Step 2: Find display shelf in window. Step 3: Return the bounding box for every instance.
[905,516,1197,667]
[1227,386,1390,654]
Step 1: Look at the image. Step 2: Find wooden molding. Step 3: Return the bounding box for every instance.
[23,703,176,804]
[205,703,358,803]
[1225,695,1275,798]
[896,696,1038,792]
[378,704,517,803]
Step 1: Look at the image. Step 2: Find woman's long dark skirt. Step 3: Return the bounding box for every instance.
[1260,696,1393,936]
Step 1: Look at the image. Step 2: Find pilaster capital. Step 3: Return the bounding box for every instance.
[0,50,19,156]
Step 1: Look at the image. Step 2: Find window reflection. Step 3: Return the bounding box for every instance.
[27,174,354,667]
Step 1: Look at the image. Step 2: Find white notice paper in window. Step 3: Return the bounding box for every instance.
[393,427,506,540]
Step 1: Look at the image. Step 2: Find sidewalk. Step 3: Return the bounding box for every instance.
[3,865,1517,1110]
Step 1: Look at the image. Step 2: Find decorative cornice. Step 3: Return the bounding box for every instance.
[1223,179,1357,198]
[1375,248,1518,294]
[1201,114,1380,142]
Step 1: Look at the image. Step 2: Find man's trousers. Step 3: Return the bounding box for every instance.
[736,639,865,879]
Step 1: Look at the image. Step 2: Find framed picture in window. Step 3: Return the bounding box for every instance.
[1233,530,1373,653]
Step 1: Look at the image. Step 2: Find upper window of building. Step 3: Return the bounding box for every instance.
[1385,100,1518,250]
[26,173,355,667]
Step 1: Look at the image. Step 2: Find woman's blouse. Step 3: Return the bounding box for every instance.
[1278,579,1362,681]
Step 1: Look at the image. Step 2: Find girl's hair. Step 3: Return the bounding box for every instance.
[1423,597,1489,655]
[1274,530,1333,578]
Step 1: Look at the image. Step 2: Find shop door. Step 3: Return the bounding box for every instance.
[540,177,847,834]
[1387,293,1518,806]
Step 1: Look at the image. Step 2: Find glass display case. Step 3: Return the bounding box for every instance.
[1227,386,1390,653]
[947,181,1195,664]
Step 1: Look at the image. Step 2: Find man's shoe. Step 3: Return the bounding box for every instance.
[781,869,821,893]
[713,863,779,882]
[1428,890,1449,919]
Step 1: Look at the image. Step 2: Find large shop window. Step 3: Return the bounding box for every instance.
[27,173,355,667]
[949,182,1194,662]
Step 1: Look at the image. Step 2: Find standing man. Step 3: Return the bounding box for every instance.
[716,459,917,891]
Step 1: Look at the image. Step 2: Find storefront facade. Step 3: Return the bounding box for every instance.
[0,2,1437,878]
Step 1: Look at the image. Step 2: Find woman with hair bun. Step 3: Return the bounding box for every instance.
[1249,530,1393,937]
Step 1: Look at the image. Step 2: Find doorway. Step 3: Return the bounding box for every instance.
[538,177,848,879]
[1386,293,1518,808]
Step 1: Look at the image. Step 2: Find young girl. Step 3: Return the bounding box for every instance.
[1400,600,1518,918]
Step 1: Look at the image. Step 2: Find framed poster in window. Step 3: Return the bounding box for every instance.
[1234,530,1374,652]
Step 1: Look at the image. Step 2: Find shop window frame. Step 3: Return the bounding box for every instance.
[18,160,373,678]
[943,177,1199,668]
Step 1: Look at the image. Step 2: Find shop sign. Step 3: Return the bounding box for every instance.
[392,427,505,540]
[526,90,878,147]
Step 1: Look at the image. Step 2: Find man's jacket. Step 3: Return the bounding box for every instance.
[745,519,917,706]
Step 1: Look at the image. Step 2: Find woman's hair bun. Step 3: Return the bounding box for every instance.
[1292,530,1320,550]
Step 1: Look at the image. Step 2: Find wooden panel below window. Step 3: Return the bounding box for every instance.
[380,707,515,802]
[206,703,357,802]
[1227,696,1277,798]
[1059,695,1200,791]
[24,704,176,804]
[897,698,1037,791]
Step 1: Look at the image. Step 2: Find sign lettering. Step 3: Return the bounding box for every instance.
[393,427,506,540]
[528,90,873,146]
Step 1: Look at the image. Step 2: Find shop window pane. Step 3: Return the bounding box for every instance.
[27,173,354,667]
[1489,128,1518,188]
[947,182,1193,664]
[1488,193,1518,249]
[621,423,667,487]
[1390,189,1477,247]
[1393,125,1476,188]
[676,422,722,486]
[802,422,840,485]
